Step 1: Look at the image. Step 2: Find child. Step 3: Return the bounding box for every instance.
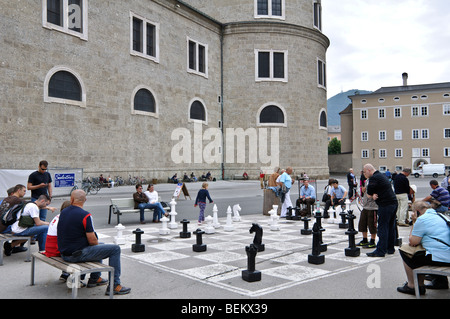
[194,183,213,225]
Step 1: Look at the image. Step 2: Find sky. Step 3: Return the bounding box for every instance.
[321,0,450,98]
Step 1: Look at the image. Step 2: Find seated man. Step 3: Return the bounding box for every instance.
[144,184,168,222]
[423,180,450,213]
[329,180,348,210]
[296,180,316,216]
[57,190,131,295]
[9,194,50,253]
[133,184,152,224]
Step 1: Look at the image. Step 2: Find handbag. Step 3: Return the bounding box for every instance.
[18,215,35,228]
[399,243,426,258]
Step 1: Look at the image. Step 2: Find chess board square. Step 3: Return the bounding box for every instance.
[151,241,192,251]
[326,251,378,264]
[263,264,330,281]
[128,250,188,264]
[180,264,239,280]
[270,252,310,264]
[208,241,245,251]
[194,251,246,263]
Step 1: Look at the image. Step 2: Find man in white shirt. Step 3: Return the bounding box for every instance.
[144,184,167,222]
[11,194,50,252]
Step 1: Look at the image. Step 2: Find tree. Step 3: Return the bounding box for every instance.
[328,138,341,155]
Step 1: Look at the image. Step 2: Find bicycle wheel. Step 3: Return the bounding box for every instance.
[89,184,98,195]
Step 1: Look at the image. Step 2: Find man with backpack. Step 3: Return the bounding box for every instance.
[7,194,51,252]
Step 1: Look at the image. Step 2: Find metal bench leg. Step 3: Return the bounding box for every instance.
[24,238,31,262]
[108,205,112,224]
[413,270,421,299]
[0,239,4,266]
[31,255,36,286]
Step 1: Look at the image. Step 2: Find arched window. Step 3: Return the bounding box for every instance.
[48,71,82,101]
[319,110,327,129]
[259,105,284,124]
[44,66,86,107]
[134,88,155,113]
[190,100,206,121]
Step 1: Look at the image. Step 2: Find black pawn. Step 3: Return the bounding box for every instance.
[300,215,312,235]
[242,244,262,282]
[286,207,293,220]
[345,210,360,257]
[131,228,145,253]
[193,229,207,252]
[339,209,348,229]
[180,219,191,238]
[314,209,327,252]
[293,207,301,220]
[308,223,325,265]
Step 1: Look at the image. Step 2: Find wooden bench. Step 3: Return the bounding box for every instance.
[0,233,32,266]
[108,198,170,225]
[413,265,450,298]
[31,252,114,299]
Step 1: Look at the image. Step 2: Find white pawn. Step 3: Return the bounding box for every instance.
[168,198,178,229]
[114,223,126,245]
[159,216,170,235]
[224,206,234,232]
[327,207,335,224]
[334,205,342,224]
[345,199,351,212]
[205,215,215,234]
[269,208,280,231]
[232,204,241,222]
[212,204,221,228]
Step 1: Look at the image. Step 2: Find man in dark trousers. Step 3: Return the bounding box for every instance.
[363,164,398,257]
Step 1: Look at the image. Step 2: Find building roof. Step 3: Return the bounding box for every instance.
[349,82,450,99]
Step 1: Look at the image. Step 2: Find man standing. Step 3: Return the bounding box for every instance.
[423,180,450,213]
[363,164,398,257]
[27,160,53,221]
[280,167,294,218]
[393,168,411,226]
[57,190,131,295]
[347,168,357,199]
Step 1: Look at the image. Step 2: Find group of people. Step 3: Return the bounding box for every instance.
[133,184,168,224]
[171,171,214,184]
[1,161,131,296]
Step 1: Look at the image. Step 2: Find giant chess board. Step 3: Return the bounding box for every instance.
[96,211,402,297]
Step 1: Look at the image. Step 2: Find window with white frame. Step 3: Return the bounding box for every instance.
[43,0,88,40]
[255,50,288,82]
[444,104,450,115]
[361,131,368,142]
[421,106,429,116]
[317,58,326,89]
[362,149,369,159]
[130,13,160,63]
[394,107,402,118]
[395,149,403,158]
[444,128,450,139]
[422,148,430,157]
[187,37,208,78]
[379,130,386,141]
[379,149,387,158]
[412,129,420,140]
[444,147,450,157]
[255,0,285,19]
[361,109,368,119]
[313,1,322,31]
[412,106,419,117]
[394,130,402,140]
[421,129,429,139]
[378,108,386,119]
[412,148,420,158]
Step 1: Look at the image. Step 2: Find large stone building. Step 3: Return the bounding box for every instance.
[344,74,450,173]
[0,0,330,180]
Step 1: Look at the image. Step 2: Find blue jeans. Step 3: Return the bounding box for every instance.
[61,244,121,286]
[138,203,165,221]
[435,205,449,213]
[375,203,398,256]
[13,225,48,251]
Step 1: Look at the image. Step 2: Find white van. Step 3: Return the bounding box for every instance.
[413,164,446,178]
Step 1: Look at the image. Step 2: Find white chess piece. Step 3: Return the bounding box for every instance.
[224,206,234,232]
[269,208,280,231]
[114,223,126,245]
[205,215,215,234]
[334,205,342,224]
[232,204,241,222]
[212,204,221,228]
[345,199,351,212]
[327,207,335,224]
[159,216,170,235]
[168,198,178,229]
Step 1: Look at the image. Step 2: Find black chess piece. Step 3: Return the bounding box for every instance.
[286,207,293,220]
[300,215,312,235]
[345,210,360,257]
[339,208,348,229]
[314,209,327,252]
[193,229,207,252]
[131,228,145,253]
[308,223,325,265]
[249,223,265,252]
[242,244,262,282]
[180,219,191,238]
[293,206,301,220]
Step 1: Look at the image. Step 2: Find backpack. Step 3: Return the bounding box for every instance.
[1,201,27,226]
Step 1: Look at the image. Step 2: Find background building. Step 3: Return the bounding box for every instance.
[0,0,330,180]
[344,73,450,174]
